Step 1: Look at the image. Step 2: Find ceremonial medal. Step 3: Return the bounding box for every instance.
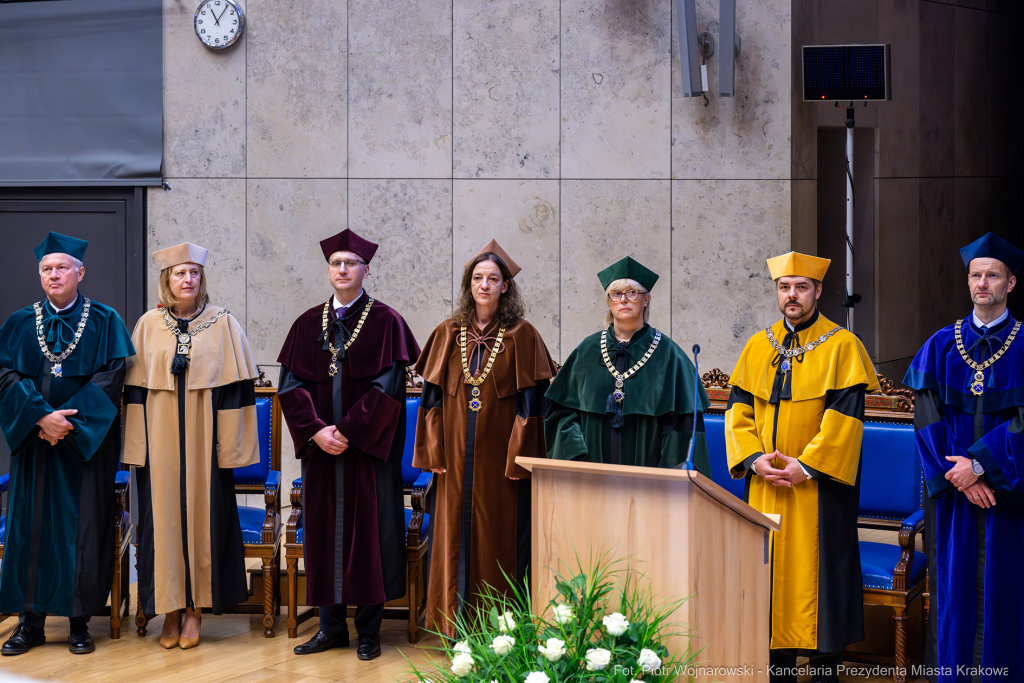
[460,325,505,412]
[600,329,662,404]
[321,298,374,378]
[954,319,1020,396]
[161,306,228,360]
[35,298,91,379]
[780,359,791,374]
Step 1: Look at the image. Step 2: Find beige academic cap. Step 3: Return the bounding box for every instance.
[154,243,209,271]
[465,239,521,278]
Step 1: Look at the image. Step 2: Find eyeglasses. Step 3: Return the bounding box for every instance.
[608,289,642,302]
[328,259,366,270]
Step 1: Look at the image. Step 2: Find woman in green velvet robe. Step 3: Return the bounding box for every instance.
[545,256,710,474]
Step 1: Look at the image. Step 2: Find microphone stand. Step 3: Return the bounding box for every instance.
[680,344,701,470]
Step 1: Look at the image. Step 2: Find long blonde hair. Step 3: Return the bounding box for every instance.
[158,264,210,311]
[604,278,650,325]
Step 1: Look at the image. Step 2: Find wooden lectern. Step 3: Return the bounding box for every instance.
[516,457,780,683]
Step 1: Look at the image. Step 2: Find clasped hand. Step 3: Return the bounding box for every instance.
[36,408,78,446]
[312,424,348,455]
[754,450,808,487]
[945,455,996,508]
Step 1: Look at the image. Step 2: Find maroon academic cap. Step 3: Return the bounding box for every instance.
[319,229,379,264]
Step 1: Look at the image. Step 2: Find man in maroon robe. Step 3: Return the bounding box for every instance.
[277,229,419,660]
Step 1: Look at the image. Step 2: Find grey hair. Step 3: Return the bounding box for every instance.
[604,278,651,325]
[38,253,83,272]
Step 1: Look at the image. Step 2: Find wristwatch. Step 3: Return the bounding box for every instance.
[971,459,985,476]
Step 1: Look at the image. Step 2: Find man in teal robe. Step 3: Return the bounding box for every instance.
[545,257,710,474]
[0,232,134,655]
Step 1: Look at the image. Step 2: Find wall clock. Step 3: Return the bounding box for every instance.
[194,0,245,50]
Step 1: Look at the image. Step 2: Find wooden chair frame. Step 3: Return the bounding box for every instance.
[701,369,926,683]
[284,370,432,642]
[135,383,283,638]
[0,467,132,638]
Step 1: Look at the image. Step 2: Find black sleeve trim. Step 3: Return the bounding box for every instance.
[124,384,148,406]
[740,451,762,473]
[658,411,705,434]
[278,365,306,395]
[913,389,944,431]
[421,381,443,411]
[824,384,866,420]
[726,385,755,410]
[215,378,257,410]
[0,366,25,394]
[91,357,127,406]
[517,380,551,419]
[370,361,407,401]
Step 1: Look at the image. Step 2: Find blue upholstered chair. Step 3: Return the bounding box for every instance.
[702,372,926,682]
[284,380,434,643]
[0,467,132,638]
[134,384,282,638]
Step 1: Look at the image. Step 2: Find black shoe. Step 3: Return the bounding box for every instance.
[293,630,349,655]
[68,623,95,655]
[356,635,381,661]
[1,624,46,656]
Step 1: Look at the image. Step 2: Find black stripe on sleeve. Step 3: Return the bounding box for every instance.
[726,385,755,410]
[421,380,443,411]
[913,389,943,431]
[516,380,551,419]
[824,384,866,420]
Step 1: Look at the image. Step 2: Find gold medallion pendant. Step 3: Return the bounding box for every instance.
[460,324,505,412]
[321,298,374,377]
[599,329,662,404]
[954,319,1020,397]
[34,298,92,379]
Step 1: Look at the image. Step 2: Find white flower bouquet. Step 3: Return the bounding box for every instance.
[405,553,700,682]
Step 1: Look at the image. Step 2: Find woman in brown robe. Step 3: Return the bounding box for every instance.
[123,243,260,649]
[413,239,557,637]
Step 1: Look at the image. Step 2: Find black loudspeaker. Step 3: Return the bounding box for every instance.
[802,44,892,102]
[676,0,702,96]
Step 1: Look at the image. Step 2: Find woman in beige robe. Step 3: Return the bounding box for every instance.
[123,243,260,649]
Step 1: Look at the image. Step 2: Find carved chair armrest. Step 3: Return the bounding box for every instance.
[286,477,303,544]
[289,477,303,510]
[406,471,434,547]
[261,470,281,544]
[893,509,925,591]
[411,471,433,513]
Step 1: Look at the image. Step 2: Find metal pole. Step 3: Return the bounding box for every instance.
[845,106,855,332]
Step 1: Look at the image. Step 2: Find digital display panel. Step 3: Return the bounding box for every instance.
[803,44,890,102]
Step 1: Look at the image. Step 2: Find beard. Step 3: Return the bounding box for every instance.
[972,288,1007,307]
[779,299,812,321]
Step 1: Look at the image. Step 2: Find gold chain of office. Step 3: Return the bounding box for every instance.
[34,298,91,378]
[321,298,374,377]
[160,306,229,357]
[954,318,1021,396]
[460,324,506,412]
[600,328,662,404]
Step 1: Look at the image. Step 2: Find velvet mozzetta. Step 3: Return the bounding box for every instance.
[0,294,134,617]
[905,314,1024,681]
[413,318,557,636]
[726,312,878,652]
[545,324,711,473]
[123,306,260,615]
[277,292,420,607]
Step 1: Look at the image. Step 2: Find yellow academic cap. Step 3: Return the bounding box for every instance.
[766,251,830,281]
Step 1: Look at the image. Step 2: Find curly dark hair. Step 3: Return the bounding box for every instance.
[453,253,526,328]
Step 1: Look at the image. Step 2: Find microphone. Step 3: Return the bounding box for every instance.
[682,344,701,470]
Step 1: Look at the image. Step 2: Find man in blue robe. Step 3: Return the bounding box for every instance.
[0,233,134,655]
[904,232,1024,682]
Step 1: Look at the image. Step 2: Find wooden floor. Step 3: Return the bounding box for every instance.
[0,587,924,683]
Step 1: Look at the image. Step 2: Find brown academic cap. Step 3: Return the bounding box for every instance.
[319,229,378,264]
[153,243,208,270]
[465,239,521,278]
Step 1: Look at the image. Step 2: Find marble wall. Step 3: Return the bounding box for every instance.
[153,0,792,478]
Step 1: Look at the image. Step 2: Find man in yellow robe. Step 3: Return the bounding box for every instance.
[725,252,878,683]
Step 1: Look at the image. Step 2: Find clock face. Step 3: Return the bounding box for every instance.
[194,0,245,50]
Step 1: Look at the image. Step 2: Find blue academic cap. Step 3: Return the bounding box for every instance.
[960,232,1024,273]
[33,232,89,263]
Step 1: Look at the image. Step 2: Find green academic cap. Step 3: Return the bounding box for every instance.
[34,232,88,262]
[598,256,659,292]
